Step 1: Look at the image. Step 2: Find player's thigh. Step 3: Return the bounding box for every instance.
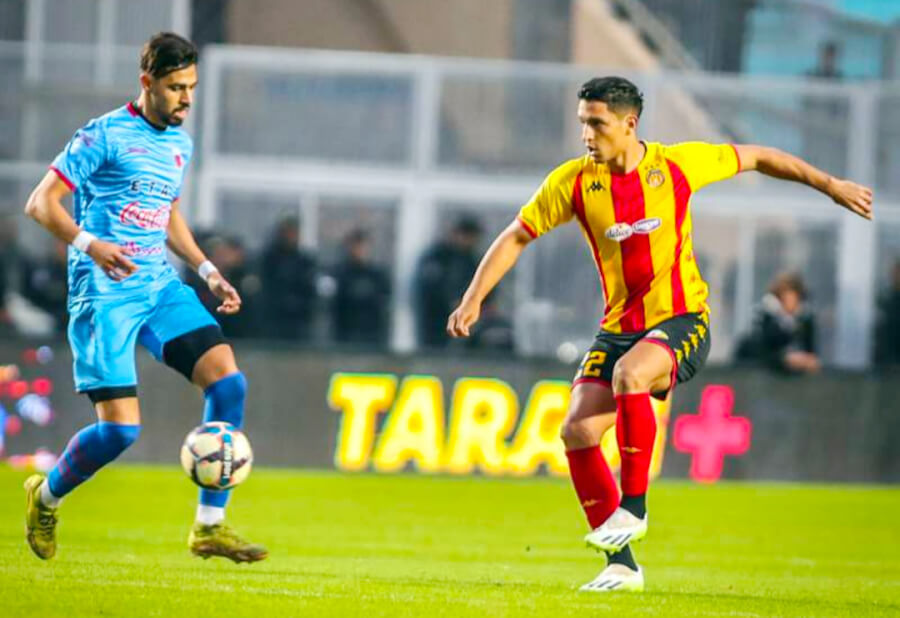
[95,397,141,425]
[191,344,239,388]
[138,281,227,383]
[67,297,148,393]
[612,341,676,395]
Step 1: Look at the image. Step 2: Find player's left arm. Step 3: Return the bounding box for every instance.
[166,199,241,314]
[733,145,873,220]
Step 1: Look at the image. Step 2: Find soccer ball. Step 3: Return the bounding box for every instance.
[180,421,253,490]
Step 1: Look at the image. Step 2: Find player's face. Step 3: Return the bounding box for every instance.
[144,64,198,127]
[577,99,637,164]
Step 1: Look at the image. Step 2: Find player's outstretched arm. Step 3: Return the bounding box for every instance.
[25,171,138,280]
[166,199,241,314]
[446,220,534,338]
[733,145,873,220]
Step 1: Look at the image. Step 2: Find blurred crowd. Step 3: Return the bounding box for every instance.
[1,215,898,367]
[0,215,513,353]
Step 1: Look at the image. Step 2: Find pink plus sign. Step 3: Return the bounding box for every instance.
[673,385,752,483]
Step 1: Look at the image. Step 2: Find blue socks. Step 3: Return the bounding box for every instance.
[47,421,141,498]
[199,372,247,509]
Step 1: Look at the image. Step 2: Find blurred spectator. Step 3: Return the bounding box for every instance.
[413,216,483,348]
[0,253,12,337]
[874,259,900,366]
[260,216,318,341]
[331,229,391,347]
[808,41,842,80]
[21,240,68,332]
[467,294,514,352]
[189,235,261,338]
[736,272,820,374]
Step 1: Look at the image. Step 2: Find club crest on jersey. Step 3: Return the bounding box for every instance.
[632,217,662,234]
[605,223,634,242]
[172,147,183,168]
[646,167,665,188]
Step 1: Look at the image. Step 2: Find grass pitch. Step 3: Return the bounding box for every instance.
[2,465,899,617]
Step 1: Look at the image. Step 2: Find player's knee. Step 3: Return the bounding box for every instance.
[97,422,141,453]
[204,371,247,427]
[561,416,595,449]
[611,360,648,394]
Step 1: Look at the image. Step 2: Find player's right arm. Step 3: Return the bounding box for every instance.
[447,159,578,338]
[25,173,138,281]
[446,222,534,337]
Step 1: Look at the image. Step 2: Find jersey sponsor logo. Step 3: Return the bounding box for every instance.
[632,217,662,234]
[605,222,634,242]
[122,241,164,257]
[646,167,665,188]
[119,201,171,230]
[128,178,177,199]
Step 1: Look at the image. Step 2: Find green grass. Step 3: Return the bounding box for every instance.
[2,465,899,617]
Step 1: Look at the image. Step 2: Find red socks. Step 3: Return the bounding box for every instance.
[615,392,657,497]
[565,446,619,528]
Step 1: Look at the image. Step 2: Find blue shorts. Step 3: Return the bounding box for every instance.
[67,280,220,392]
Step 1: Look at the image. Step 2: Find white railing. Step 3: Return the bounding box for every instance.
[3,42,899,367]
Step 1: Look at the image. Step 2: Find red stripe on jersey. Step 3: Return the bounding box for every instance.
[126,101,139,117]
[50,166,76,191]
[571,172,609,308]
[667,159,692,315]
[516,216,538,239]
[611,171,652,332]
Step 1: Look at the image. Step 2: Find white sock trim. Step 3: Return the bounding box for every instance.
[40,479,62,508]
[196,505,225,526]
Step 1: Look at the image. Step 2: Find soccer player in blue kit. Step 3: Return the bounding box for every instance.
[22,32,267,563]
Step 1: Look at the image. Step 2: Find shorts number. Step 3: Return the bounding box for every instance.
[581,351,608,378]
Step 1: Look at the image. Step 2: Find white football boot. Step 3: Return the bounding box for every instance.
[579,563,644,593]
[584,507,647,553]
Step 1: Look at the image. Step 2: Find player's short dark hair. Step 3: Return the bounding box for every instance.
[578,76,644,118]
[140,32,198,78]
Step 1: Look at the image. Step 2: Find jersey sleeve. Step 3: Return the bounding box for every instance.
[516,160,578,238]
[50,118,110,191]
[665,142,740,192]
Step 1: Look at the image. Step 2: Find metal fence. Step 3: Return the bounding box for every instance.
[2,41,899,368]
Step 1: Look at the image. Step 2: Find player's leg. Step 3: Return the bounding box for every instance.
[140,281,266,562]
[25,299,145,560]
[563,339,644,591]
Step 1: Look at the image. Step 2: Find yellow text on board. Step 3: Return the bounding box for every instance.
[327,373,670,478]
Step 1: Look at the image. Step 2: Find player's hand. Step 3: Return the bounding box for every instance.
[87,240,138,281]
[207,272,242,315]
[828,177,873,220]
[446,299,481,338]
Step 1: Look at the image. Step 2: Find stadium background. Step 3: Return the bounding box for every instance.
[1,0,899,483]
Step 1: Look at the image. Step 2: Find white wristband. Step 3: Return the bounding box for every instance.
[198,260,218,281]
[72,231,97,253]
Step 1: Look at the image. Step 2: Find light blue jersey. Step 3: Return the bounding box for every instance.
[51,101,192,303]
[52,101,219,393]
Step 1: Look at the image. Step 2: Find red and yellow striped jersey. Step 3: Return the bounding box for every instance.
[517,141,740,333]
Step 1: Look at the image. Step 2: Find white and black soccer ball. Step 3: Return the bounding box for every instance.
[180,421,253,490]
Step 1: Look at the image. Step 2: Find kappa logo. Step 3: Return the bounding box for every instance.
[586,180,604,193]
[605,217,662,242]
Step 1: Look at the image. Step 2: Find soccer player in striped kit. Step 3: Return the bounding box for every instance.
[22,32,266,563]
[447,76,872,591]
